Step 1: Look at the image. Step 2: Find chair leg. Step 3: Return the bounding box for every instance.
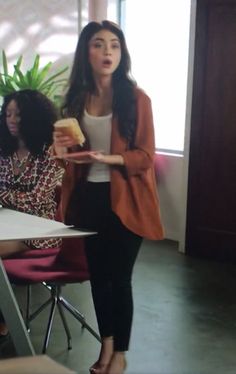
[57,301,72,350]
[27,283,101,353]
[42,296,57,354]
[42,286,73,353]
[26,285,31,332]
[28,297,52,323]
[59,296,101,342]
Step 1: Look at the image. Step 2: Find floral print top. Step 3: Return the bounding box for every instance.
[0,146,64,249]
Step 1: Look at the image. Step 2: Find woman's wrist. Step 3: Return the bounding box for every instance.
[90,153,124,165]
[101,154,124,165]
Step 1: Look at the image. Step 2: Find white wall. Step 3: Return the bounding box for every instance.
[0,0,79,77]
[156,154,184,242]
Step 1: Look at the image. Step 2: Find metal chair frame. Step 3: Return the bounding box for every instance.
[25,281,101,353]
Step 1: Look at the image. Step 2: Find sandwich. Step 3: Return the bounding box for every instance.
[54,117,85,146]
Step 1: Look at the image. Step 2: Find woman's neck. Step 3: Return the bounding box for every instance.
[93,75,112,95]
[87,77,113,116]
[16,139,29,159]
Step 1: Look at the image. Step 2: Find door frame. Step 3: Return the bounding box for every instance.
[179,0,197,253]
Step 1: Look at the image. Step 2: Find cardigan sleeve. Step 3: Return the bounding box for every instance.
[120,89,156,177]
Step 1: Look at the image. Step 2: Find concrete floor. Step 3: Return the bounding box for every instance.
[1,239,236,374]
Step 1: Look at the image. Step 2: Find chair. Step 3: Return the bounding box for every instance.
[3,237,101,353]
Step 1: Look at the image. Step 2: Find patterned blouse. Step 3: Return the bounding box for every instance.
[0,146,64,249]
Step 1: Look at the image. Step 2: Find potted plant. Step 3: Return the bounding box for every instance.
[0,50,69,107]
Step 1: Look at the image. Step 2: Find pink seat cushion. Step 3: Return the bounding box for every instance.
[3,253,89,284]
[5,247,60,259]
[3,184,90,285]
[56,237,88,271]
[3,239,90,285]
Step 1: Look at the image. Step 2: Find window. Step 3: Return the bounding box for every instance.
[107,0,120,22]
[119,0,191,152]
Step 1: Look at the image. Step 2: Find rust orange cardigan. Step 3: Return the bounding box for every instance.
[59,88,164,240]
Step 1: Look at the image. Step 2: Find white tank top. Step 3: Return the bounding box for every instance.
[82,110,112,182]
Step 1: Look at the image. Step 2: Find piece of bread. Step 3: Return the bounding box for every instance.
[54,118,85,146]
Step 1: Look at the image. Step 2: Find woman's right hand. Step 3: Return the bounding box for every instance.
[52,130,71,158]
[53,130,77,149]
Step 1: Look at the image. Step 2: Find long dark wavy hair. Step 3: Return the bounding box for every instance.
[0,89,58,157]
[62,20,137,145]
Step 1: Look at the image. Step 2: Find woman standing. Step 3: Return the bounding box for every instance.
[53,20,164,374]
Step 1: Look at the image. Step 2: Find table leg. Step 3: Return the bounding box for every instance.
[0,258,35,356]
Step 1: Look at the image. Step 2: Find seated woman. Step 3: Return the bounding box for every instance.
[0,89,64,255]
[0,89,65,339]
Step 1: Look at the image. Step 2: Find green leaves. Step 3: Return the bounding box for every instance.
[0,50,69,106]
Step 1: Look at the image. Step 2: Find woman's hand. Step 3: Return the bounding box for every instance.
[55,148,125,165]
[53,130,80,158]
[90,152,124,166]
[53,130,78,149]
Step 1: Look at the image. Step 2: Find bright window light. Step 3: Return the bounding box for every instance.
[121,0,191,152]
[107,0,119,22]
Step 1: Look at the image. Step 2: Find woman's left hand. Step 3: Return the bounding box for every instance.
[90,152,124,166]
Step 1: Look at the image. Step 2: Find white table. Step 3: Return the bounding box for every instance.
[0,208,95,357]
[0,355,76,373]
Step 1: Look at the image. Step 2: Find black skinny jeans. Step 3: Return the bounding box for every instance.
[76,182,142,351]
[0,310,4,324]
